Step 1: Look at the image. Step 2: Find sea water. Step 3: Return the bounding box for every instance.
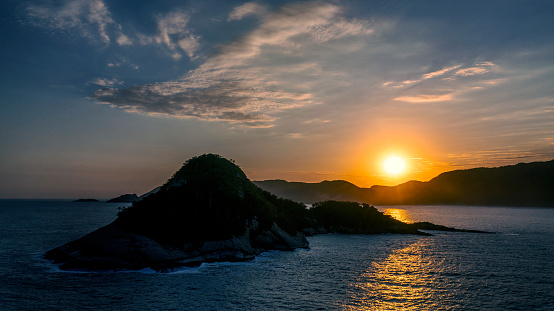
[0,200,552,310]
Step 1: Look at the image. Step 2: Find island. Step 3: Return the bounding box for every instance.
[46,154,484,272]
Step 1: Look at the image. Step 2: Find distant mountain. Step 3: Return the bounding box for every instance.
[254,159,554,207]
[107,187,161,203]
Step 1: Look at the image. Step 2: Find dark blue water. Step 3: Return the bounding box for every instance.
[1,200,553,310]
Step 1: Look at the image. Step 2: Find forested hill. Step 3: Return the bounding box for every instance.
[254,159,554,207]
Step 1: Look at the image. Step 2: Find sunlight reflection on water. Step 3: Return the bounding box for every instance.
[384,208,413,224]
[343,239,458,310]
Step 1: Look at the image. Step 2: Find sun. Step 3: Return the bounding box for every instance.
[383,156,406,175]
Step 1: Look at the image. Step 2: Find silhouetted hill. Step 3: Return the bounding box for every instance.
[45,154,310,271]
[255,159,554,206]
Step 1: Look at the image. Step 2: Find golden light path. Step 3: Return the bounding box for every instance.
[384,208,413,224]
[342,239,455,310]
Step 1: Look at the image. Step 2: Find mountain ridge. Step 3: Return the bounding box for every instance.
[254,159,554,206]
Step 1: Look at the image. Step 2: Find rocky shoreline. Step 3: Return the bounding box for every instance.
[45,219,309,272]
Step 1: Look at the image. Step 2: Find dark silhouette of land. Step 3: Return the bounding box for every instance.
[106,193,139,203]
[46,154,477,272]
[255,159,554,206]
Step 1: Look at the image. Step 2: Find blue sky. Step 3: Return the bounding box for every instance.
[1,0,554,198]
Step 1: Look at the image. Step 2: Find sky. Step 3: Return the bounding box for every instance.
[1,0,553,199]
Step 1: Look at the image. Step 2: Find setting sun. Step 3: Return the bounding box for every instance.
[383,156,406,175]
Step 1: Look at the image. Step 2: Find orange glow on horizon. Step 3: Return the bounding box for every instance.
[341,118,455,187]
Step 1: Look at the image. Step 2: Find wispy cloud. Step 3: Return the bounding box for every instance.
[89,78,124,87]
[384,62,496,89]
[26,0,124,45]
[228,2,267,21]
[91,2,374,127]
[152,11,200,60]
[107,58,139,69]
[25,0,202,59]
[422,65,461,79]
[450,61,496,78]
[386,61,500,103]
[394,94,454,103]
[383,65,461,88]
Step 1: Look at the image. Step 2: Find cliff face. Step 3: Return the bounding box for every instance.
[46,154,308,272]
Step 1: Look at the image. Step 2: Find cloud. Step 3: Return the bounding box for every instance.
[90,78,124,87]
[154,11,190,59]
[87,0,112,43]
[383,80,417,88]
[91,83,277,126]
[422,65,461,79]
[383,65,461,88]
[228,2,267,21]
[454,62,495,77]
[384,61,500,103]
[116,34,132,46]
[205,2,372,69]
[91,2,375,127]
[156,11,188,46]
[385,65,462,87]
[310,18,373,43]
[178,35,201,59]
[130,10,200,60]
[394,94,453,103]
[25,0,124,45]
[107,58,139,69]
[383,61,498,89]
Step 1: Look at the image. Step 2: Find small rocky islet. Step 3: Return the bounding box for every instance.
[46,154,484,272]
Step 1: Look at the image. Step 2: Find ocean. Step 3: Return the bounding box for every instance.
[0,200,552,310]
